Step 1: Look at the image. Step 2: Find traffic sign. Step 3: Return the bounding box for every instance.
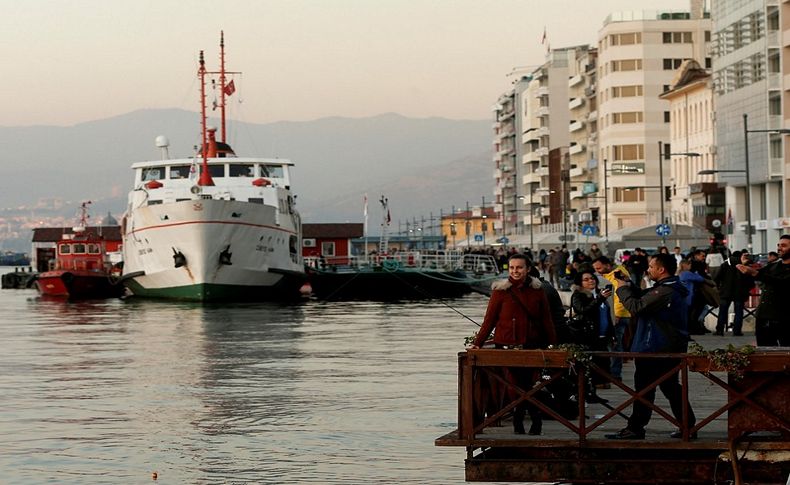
[474,234,483,242]
[581,224,597,236]
[655,224,672,237]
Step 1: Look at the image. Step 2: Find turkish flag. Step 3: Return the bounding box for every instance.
[223,80,236,96]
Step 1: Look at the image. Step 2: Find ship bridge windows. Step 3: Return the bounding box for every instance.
[229,164,255,177]
[87,244,101,254]
[142,167,165,181]
[72,244,86,254]
[169,165,192,179]
[261,165,284,178]
[59,244,71,255]
[209,164,225,178]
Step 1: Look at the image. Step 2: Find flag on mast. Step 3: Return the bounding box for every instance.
[223,79,236,96]
[541,26,547,44]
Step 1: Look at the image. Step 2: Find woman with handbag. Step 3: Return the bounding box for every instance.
[570,269,615,400]
[469,254,557,435]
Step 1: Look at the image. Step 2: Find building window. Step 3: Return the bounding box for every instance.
[664,111,671,123]
[610,32,642,45]
[613,144,644,161]
[321,241,336,257]
[662,58,684,70]
[611,85,643,97]
[614,187,645,202]
[705,30,711,42]
[662,31,693,43]
[612,112,644,124]
[705,57,711,69]
[611,59,642,72]
[663,84,670,92]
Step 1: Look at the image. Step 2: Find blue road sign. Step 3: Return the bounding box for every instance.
[474,234,483,242]
[581,224,597,236]
[656,224,672,237]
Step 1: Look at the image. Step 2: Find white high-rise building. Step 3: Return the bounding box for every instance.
[596,5,711,233]
[712,0,788,252]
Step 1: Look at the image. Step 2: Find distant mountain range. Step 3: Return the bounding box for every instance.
[0,109,493,225]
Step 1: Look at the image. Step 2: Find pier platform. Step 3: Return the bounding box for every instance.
[436,340,790,484]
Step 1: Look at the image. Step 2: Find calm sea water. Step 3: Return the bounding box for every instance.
[0,269,489,484]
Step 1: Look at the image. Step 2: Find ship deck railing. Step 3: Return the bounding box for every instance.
[307,250,468,272]
[436,348,790,483]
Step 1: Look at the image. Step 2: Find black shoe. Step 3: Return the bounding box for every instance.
[605,428,645,440]
[513,420,525,434]
[528,421,542,435]
[670,429,698,439]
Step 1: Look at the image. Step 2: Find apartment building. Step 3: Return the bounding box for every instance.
[492,89,517,236]
[567,47,601,232]
[711,0,787,252]
[783,1,790,226]
[494,48,576,241]
[596,5,711,233]
[659,59,724,231]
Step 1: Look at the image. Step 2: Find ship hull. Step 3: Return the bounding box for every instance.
[122,199,305,301]
[36,270,125,299]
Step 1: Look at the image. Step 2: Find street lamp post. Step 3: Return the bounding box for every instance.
[702,114,790,251]
[658,141,702,246]
[601,160,639,241]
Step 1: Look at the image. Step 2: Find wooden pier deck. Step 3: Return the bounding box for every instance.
[436,336,790,484]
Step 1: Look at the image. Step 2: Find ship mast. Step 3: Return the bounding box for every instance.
[211,31,240,143]
[219,30,227,142]
[197,51,215,186]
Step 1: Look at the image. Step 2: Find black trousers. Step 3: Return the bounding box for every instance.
[755,319,790,346]
[627,357,695,433]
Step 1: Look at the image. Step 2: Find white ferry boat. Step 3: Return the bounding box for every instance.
[121,35,305,301]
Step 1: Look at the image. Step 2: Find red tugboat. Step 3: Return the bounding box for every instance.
[35,202,125,299]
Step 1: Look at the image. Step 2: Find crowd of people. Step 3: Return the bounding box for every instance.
[468,234,790,438]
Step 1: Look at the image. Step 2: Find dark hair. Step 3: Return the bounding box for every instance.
[593,255,612,266]
[769,251,779,258]
[650,253,677,276]
[508,253,531,266]
[574,269,598,287]
[781,234,790,241]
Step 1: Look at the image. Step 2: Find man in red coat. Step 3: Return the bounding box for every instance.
[470,253,557,434]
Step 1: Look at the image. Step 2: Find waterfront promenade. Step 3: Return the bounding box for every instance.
[436,332,790,483]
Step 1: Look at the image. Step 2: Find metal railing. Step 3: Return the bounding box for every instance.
[458,349,790,445]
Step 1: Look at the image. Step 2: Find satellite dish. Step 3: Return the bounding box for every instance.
[190,185,202,195]
[712,219,722,228]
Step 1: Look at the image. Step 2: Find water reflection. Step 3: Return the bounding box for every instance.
[0,288,486,483]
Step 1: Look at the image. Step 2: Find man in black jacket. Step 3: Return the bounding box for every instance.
[737,235,790,346]
[714,251,754,336]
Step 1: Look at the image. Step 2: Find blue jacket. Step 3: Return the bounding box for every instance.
[616,276,690,353]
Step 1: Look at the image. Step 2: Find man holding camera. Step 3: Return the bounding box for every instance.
[606,253,696,440]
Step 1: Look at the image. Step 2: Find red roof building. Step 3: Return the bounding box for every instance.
[302,223,363,265]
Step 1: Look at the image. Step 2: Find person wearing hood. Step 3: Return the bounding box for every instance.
[606,253,696,440]
[470,253,557,435]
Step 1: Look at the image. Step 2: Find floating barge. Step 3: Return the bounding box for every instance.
[435,348,790,484]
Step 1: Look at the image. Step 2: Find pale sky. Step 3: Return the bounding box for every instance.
[3,0,693,127]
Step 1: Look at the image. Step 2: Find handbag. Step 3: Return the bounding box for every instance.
[699,278,721,308]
